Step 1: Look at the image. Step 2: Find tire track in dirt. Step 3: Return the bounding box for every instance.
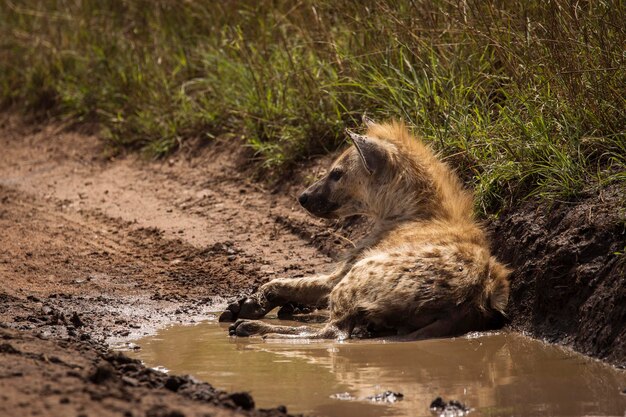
[0,117,334,280]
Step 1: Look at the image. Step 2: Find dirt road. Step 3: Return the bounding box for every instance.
[0,114,624,416]
[0,115,347,417]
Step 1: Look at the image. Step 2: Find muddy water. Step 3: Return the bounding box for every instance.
[127,316,626,417]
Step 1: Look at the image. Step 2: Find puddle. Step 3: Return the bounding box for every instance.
[126,317,626,417]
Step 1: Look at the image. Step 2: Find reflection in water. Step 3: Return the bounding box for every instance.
[127,317,626,417]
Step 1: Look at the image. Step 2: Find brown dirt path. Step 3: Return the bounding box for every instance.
[0,115,348,417]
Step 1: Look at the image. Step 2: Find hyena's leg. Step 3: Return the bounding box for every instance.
[219,267,347,322]
[229,318,353,340]
[229,280,361,339]
[392,307,475,341]
[398,318,456,340]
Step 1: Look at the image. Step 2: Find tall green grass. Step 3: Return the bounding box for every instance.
[1,0,624,213]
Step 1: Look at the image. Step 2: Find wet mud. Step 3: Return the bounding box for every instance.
[490,190,626,364]
[0,113,625,416]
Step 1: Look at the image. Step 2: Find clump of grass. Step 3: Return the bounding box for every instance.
[1,0,624,213]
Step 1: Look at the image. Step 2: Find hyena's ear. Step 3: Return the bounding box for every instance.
[345,129,387,175]
[362,114,375,127]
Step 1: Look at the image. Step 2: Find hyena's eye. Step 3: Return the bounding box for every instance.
[329,169,343,181]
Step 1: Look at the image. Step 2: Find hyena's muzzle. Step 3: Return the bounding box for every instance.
[298,180,340,219]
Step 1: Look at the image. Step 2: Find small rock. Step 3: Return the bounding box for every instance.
[366,390,404,403]
[430,396,472,416]
[121,376,139,387]
[104,351,139,365]
[164,376,186,392]
[70,312,85,328]
[120,363,140,373]
[228,392,255,410]
[89,363,115,384]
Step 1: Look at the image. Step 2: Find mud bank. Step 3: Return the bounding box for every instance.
[491,191,626,365]
[0,320,290,417]
[0,114,624,416]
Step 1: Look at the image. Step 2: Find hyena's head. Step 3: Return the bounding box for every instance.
[298,116,428,220]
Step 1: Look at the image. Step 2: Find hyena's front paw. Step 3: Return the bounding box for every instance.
[228,319,270,337]
[276,302,313,319]
[218,297,269,322]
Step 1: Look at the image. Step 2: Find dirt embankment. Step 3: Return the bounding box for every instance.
[490,192,626,365]
[0,114,624,416]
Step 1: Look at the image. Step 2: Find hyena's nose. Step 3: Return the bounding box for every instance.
[298,192,309,207]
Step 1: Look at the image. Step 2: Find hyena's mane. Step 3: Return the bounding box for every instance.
[365,120,474,223]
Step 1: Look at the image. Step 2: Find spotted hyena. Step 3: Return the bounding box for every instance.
[220,117,510,340]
